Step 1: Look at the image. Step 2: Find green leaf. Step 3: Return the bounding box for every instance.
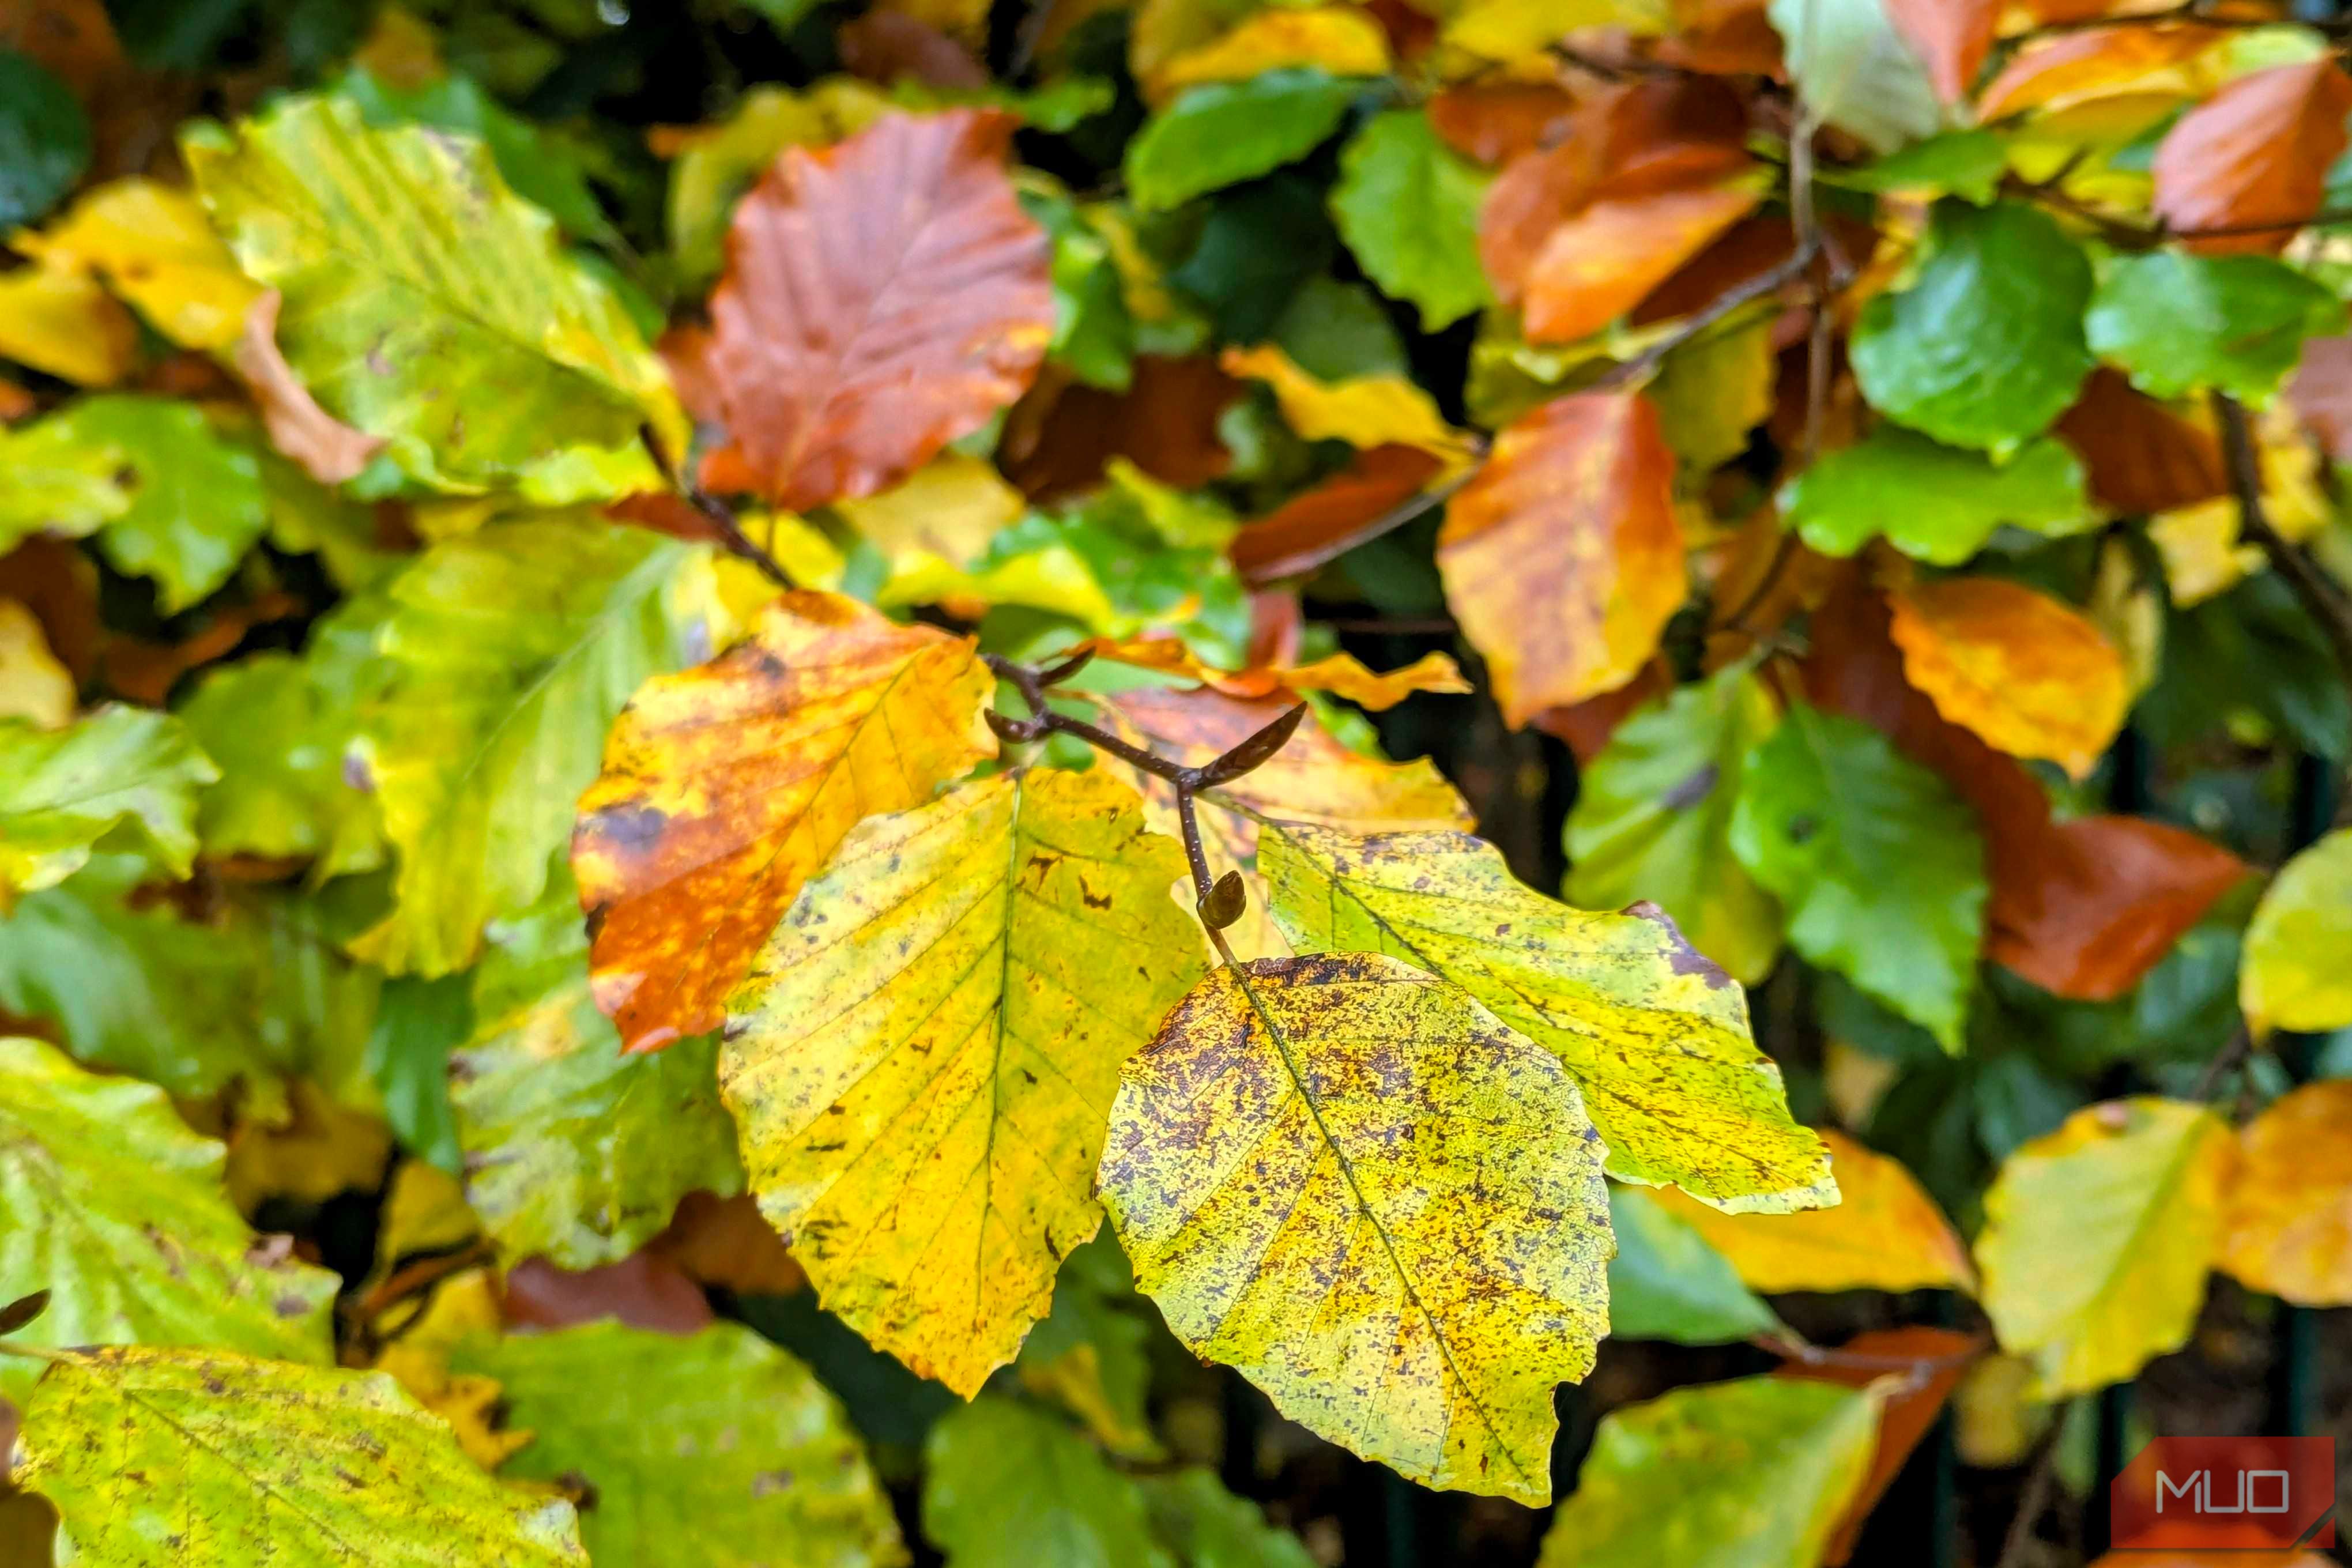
[1329,110,1492,331]
[1263,822,1832,1212]
[1782,427,2089,564]
[1565,664,1785,986]
[0,707,216,900]
[184,93,681,498]
[924,1399,1174,1568]
[366,972,472,1177]
[2241,827,2352,1039]
[1605,1185,1782,1345]
[1017,1235,1164,1460]
[352,519,730,977]
[0,50,89,229]
[1649,321,1776,473]
[1829,129,2009,204]
[1850,201,2094,456]
[1729,700,1988,1051]
[450,1321,905,1568]
[177,645,386,878]
[1766,0,1940,155]
[0,1036,340,1405]
[12,1345,585,1563]
[1272,275,1409,381]
[1100,952,1611,1503]
[0,404,135,552]
[449,870,742,1269]
[1019,180,1137,392]
[2085,250,2348,408]
[1139,1471,1318,1568]
[1166,173,1337,342]
[1125,69,1363,213]
[1534,1375,1880,1568]
[332,66,613,243]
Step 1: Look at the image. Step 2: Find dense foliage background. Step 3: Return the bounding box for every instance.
[3,0,2352,1563]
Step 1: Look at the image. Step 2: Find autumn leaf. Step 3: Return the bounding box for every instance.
[1228,443,1445,584]
[2152,59,2352,255]
[1261,820,1832,1213]
[1653,1129,1975,1295]
[2239,828,2352,1041]
[1522,173,1765,346]
[1886,575,2129,781]
[1975,1098,2232,1398]
[1884,0,1999,105]
[700,109,1052,511]
[0,260,135,386]
[0,705,213,902]
[2217,1080,2352,1307]
[1606,1183,1782,1345]
[233,290,385,485]
[1158,6,1392,95]
[572,589,993,1053]
[1099,952,1612,1503]
[1084,635,1468,710]
[1220,343,1476,463]
[1975,22,2232,122]
[1775,1326,1981,1567]
[1438,391,1687,725]
[12,176,261,351]
[720,767,1203,1394]
[2056,367,2229,517]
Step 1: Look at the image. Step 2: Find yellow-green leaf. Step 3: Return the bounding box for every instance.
[2240,827,2352,1039]
[1974,1098,2231,1399]
[0,1036,340,1406]
[0,707,216,903]
[10,1345,584,1564]
[12,176,263,352]
[1098,952,1612,1503]
[1260,821,1831,1213]
[719,766,1204,1395]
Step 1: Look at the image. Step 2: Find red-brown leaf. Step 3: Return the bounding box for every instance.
[837,10,987,89]
[502,1251,714,1335]
[1884,0,2000,104]
[1229,443,1444,584]
[1775,1327,1981,1567]
[2153,59,2352,255]
[701,109,1052,509]
[2054,367,2229,515]
[1427,82,1580,165]
[233,291,384,485]
[998,355,1238,500]
[2287,332,2352,462]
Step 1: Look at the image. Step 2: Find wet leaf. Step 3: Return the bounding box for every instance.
[13,1345,584,1563]
[452,1321,906,1568]
[573,590,993,1054]
[0,705,214,901]
[1974,1098,2231,1397]
[1126,69,1363,212]
[1606,1184,1782,1345]
[0,1036,340,1405]
[1262,820,1830,1212]
[1330,109,1492,331]
[1099,952,1614,1503]
[2086,251,2346,407]
[2219,1080,2352,1306]
[2239,828,2352,1041]
[1783,427,2089,566]
[721,767,1203,1394]
[1887,575,2129,781]
[2153,59,2352,255]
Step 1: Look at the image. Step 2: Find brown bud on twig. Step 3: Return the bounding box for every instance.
[1196,703,1307,787]
[1197,869,1247,931]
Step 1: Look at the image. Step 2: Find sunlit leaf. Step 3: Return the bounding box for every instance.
[2239,827,2352,1041]
[1887,575,2129,781]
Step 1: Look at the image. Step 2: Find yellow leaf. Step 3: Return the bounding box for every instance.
[374,1158,483,1275]
[573,589,996,1054]
[1260,820,1835,1213]
[1084,636,1471,710]
[371,1268,535,1473]
[14,178,263,351]
[1951,1353,2050,1468]
[1443,0,1671,65]
[222,1078,395,1215]
[2150,402,2325,605]
[1653,1129,1976,1293]
[832,451,1024,568]
[351,3,445,89]
[0,261,138,386]
[1099,952,1613,1503]
[2240,828,2352,1040]
[1974,1098,2231,1399]
[0,597,73,728]
[1160,6,1392,92]
[719,767,1205,1394]
[1220,344,1478,466]
[2219,1079,2352,1306]
[1886,575,2130,780]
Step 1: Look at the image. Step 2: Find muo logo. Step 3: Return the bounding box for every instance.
[2111,1436,2336,1550]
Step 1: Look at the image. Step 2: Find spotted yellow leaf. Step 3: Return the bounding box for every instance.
[719,766,1204,1394]
[1098,952,1613,1503]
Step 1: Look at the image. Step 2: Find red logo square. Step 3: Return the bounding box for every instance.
[2112,1436,2336,1550]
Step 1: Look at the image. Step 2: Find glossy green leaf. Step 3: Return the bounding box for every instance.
[2085,250,2347,408]
[1605,1185,1782,1346]
[450,1321,904,1568]
[1125,69,1363,213]
[184,93,680,498]
[1264,822,1831,1212]
[12,1345,584,1564]
[1329,110,1492,331]
[0,1036,340,1405]
[449,870,742,1268]
[0,50,89,229]
[1565,664,1785,986]
[0,707,216,900]
[1850,201,2094,455]
[1535,1376,1880,1568]
[1729,700,1987,1051]
[923,1398,1174,1568]
[1766,0,1940,155]
[1783,427,2088,564]
[352,519,730,977]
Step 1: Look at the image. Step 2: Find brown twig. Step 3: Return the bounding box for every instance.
[1995,1425,2065,1568]
[638,425,793,588]
[2193,1023,2256,1101]
[1757,1331,1988,1379]
[2210,392,2352,686]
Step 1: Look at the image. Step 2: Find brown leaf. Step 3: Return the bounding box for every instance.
[1083,636,1468,710]
[1775,1327,1981,1567]
[0,537,101,681]
[1521,175,1763,344]
[2286,331,2352,462]
[999,355,1238,502]
[837,9,988,89]
[2153,58,2352,253]
[1530,657,1671,765]
[502,1250,714,1335]
[647,1191,805,1297]
[1228,443,1443,584]
[2055,367,2229,515]
[232,291,384,486]
[572,590,994,1053]
[702,110,1052,510]
[0,0,121,97]
[1976,23,2231,121]
[1437,391,1687,726]
[1654,0,1785,77]
[1426,82,1579,165]
[1884,0,2000,104]
[100,590,304,706]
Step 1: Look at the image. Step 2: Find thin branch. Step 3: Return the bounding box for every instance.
[2211,392,2352,685]
[1757,1332,1988,1379]
[637,425,792,588]
[1995,1426,2065,1568]
[1597,247,1816,391]
[2193,1023,2255,1101]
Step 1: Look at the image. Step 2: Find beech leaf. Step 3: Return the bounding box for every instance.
[1605,1185,1783,1345]
[1887,575,2129,781]
[1329,110,1494,331]
[2219,1080,2352,1307]
[1125,69,1363,212]
[2239,827,2352,1041]
[2152,59,2352,255]
[0,706,215,902]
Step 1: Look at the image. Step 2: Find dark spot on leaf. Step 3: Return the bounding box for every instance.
[591,804,670,854]
[555,1470,601,1512]
[752,1469,796,1497]
[1660,762,1718,812]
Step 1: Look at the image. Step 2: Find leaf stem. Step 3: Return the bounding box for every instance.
[0,1338,68,1363]
[636,424,794,589]
[2210,392,2352,695]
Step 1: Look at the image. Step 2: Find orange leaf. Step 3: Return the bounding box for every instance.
[1000,356,1237,502]
[2085,1554,2335,1568]
[1885,0,2000,104]
[1229,443,1444,585]
[232,291,384,486]
[702,110,1051,509]
[1426,82,1578,165]
[1083,637,1469,710]
[0,0,122,97]
[2219,1080,2352,1306]
[572,590,995,1054]
[1776,1326,1982,1567]
[1886,575,2129,780]
[2153,58,2352,254]
[2289,333,2352,462]
[1656,1129,1978,1294]
[2055,367,2229,515]
[649,1191,806,1297]
[1976,23,2230,121]
[1530,658,1672,766]
[1437,391,1687,726]
[1522,175,1763,344]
